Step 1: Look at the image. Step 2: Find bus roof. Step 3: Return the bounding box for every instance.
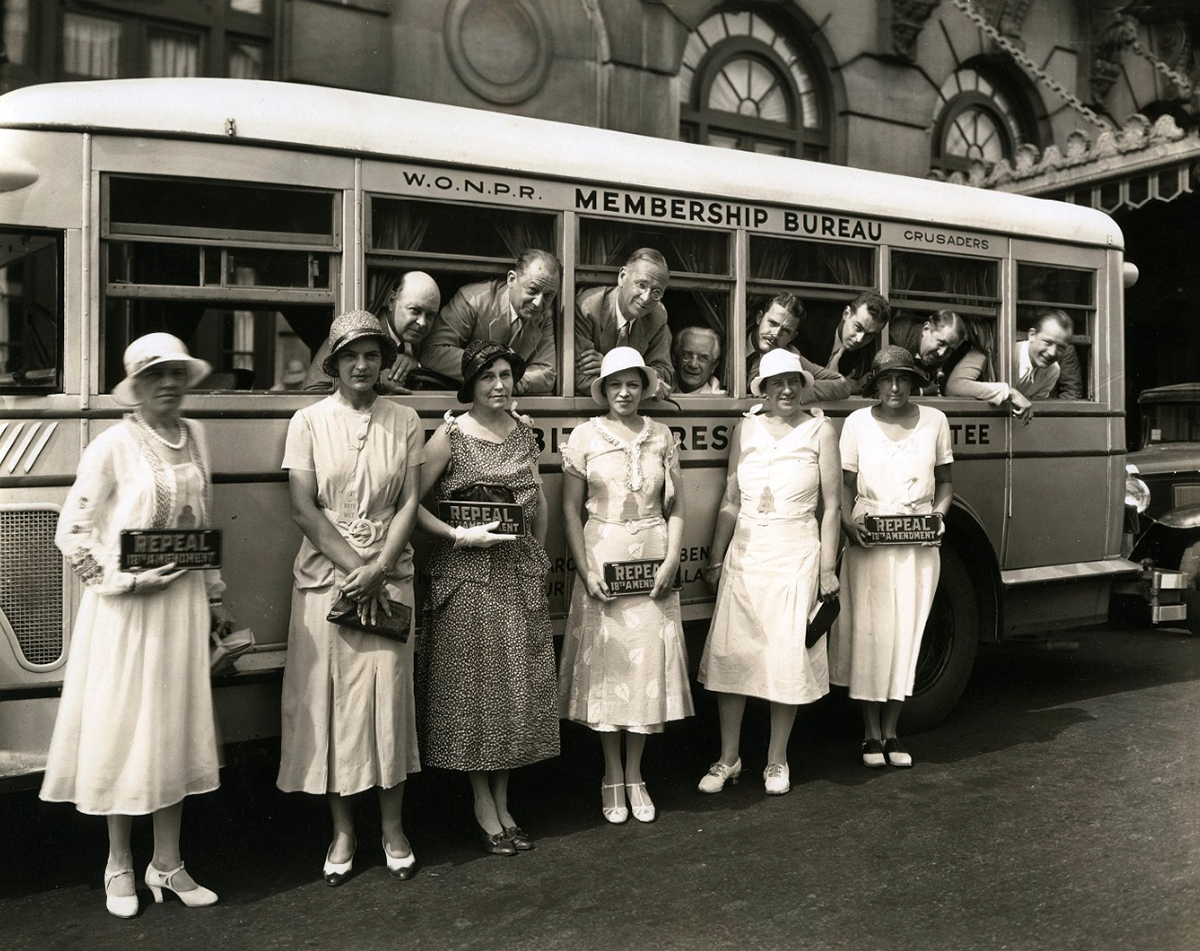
[0,78,1122,249]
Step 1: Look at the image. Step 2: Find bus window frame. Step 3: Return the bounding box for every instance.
[0,226,65,395]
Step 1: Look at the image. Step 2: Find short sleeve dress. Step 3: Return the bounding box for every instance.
[829,403,954,702]
[557,417,694,733]
[698,410,832,705]
[41,418,222,815]
[276,396,424,795]
[415,413,560,771]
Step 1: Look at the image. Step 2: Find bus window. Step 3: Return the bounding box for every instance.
[366,197,560,393]
[101,176,339,393]
[749,235,874,376]
[1017,263,1095,401]
[0,230,61,392]
[889,250,999,394]
[576,218,732,395]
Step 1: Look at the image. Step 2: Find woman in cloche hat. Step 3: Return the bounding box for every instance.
[696,348,841,797]
[558,346,694,826]
[829,345,954,769]
[41,333,226,917]
[276,311,422,886]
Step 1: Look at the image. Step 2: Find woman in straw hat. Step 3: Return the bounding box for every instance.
[558,346,693,826]
[829,345,953,769]
[277,311,422,886]
[696,348,842,797]
[414,340,559,856]
[41,333,224,917]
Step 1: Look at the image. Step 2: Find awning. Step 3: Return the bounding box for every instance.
[930,113,1199,215]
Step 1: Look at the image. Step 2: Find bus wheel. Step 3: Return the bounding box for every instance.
[901,546,979,733]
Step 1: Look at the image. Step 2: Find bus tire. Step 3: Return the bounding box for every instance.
[900,545,979,733]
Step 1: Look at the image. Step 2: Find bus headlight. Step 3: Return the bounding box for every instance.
[1125,466,1150,514]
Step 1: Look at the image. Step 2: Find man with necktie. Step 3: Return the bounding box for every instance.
[302,270,441,393]
[419,249,561,395]
[945,309,1074,422]
[824,289,892,395]
[574,247,673,399]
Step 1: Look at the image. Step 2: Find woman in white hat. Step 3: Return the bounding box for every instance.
[277,311,422,886]
[696,348,842,796]
[41,333,225,917]
[829,346,953,769]
[558,346,693,824]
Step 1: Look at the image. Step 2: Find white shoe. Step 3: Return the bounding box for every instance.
[104,866,138,919]
[763,762,791,795]
[626,782,657,823]
[697,757,742,794]
[601,782,628,824]
[145,862,218,907]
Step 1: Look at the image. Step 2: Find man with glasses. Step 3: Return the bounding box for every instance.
[575,247,673,398]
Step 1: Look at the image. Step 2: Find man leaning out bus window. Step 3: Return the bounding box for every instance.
[674,326,726,395]
[944,308,1075,422]
[826,290,892,395]
[886,309,967,396]
[574,248,673,399]
[747,292,849,401]
[303,270,441,393]
[419,249,561,395]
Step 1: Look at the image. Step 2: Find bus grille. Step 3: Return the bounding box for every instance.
[0,508,64,666]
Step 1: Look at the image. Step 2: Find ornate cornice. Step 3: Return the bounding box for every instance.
[929,113,1200,211]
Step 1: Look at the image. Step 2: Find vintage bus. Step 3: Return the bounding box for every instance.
[0,78,1138,785]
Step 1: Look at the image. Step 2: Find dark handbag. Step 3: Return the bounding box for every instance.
[326,591,412,643]
[448,482,515,505]
[806,596,840,648]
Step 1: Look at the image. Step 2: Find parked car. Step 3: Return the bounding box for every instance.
[1121,383,1200,633]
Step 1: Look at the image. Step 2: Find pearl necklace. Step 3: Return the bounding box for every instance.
[134,411,187,451]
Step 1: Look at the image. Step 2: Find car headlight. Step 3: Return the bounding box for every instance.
[1125,472,1151,514]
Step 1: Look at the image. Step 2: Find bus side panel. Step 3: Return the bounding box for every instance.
[0,131,84,229]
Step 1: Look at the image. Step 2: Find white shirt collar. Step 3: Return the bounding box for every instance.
[508,302,521,326]
[615,298,629,335]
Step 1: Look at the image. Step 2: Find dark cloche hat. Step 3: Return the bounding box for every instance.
[861,345,930,396]
[457,339,526,403]
[321,310,399,377]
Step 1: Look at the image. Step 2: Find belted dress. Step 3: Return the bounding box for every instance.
[277,396,423,795]
[698,410,831,705]
[557,417,693,733]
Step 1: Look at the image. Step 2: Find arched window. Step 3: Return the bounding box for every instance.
[932,66,1034,173]
[679,8,830,161]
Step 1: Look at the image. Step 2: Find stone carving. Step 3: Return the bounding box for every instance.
[444,0,553,106]
[890,0,941,60]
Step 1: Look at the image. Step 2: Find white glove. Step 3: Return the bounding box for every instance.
[452,520,517,549]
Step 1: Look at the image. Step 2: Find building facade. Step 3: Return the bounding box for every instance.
[1,0,1196,432]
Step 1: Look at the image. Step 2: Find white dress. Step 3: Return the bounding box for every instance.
[41,420,222,815]
[698,411,831,705]
[829,404,954,701]
[277,397,423,795]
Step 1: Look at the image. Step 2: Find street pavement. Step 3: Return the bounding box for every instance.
[2,623,1198,951]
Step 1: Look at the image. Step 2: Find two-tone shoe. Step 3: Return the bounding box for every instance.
[382,836,418,880]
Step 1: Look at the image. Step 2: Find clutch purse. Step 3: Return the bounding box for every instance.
[806,597,840,648]
[448,482,515,505]
[327,591,412,643]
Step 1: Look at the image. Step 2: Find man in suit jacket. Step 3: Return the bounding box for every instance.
[746,292,849,401]
[575,247,673,398]
[302,270,440,393]
[419,249,560,395]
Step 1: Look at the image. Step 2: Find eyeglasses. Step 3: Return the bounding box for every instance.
[633,280,665,301]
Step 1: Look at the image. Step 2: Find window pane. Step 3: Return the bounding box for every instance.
[0,231,61,391]
[229,40,265,79]
[891,251,997,301]
[230,0,264,13]
[226,248,329,289]
[109,241,201,287]
[579,219,729,275]
[1018,264,1093,306]
[707,132,740,150]
[63,13,120,79]
[751,236,873,286]
[370,198,554,261]
[4,0,28,66]
[149,30,200,78]
[109,177,336,240]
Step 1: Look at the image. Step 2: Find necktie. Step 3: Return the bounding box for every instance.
[617,323,629,345]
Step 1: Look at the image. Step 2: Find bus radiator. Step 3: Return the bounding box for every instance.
[0,506,64,667]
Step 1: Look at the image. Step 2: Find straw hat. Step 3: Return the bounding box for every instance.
[861,345,929,396]
[749,348,815,397]
[589,346,660,405]
[457,339,526,403]
[112,333,211,405]
[320,310,399,377]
